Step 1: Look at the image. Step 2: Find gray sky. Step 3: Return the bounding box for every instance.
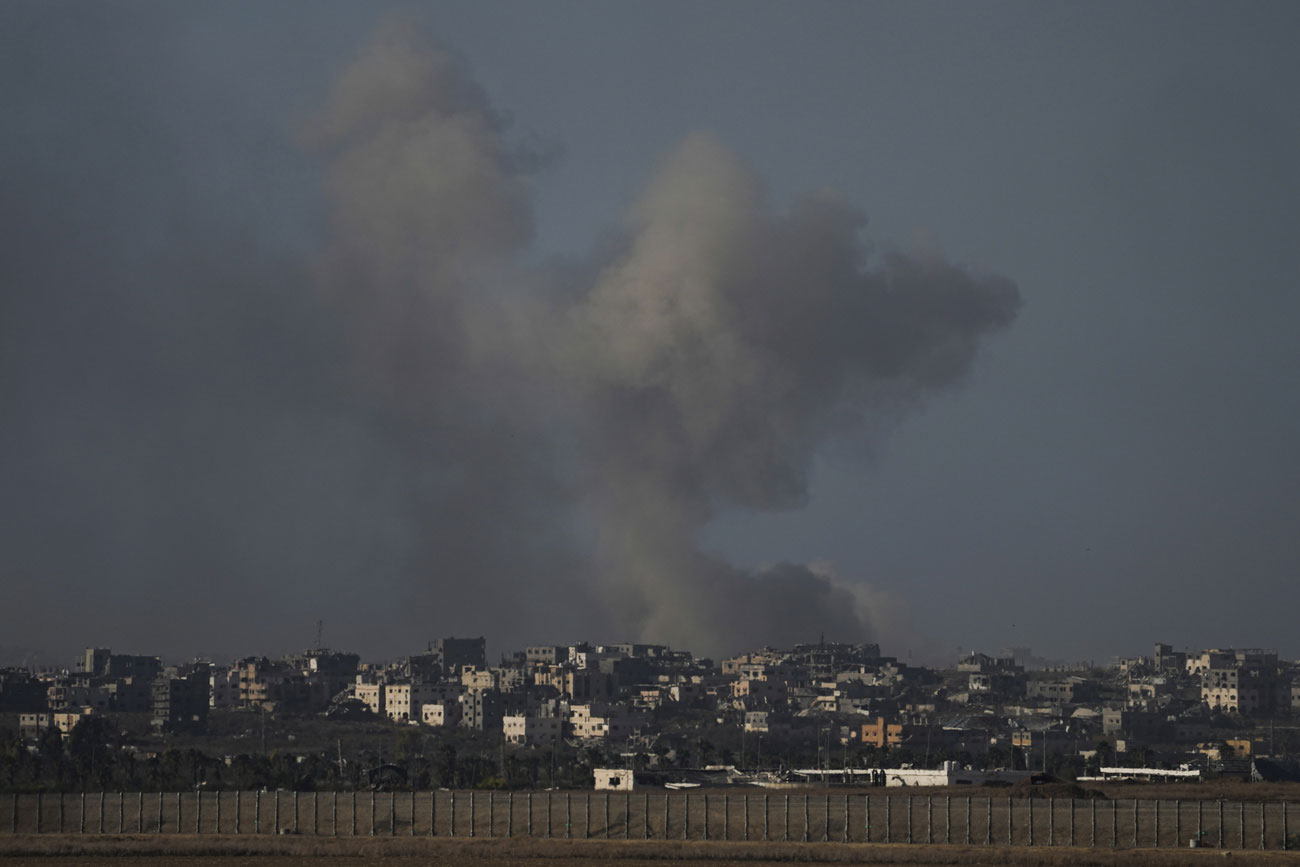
[3,2,1297,666]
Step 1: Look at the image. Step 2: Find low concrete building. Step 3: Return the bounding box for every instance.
[594,768,635,790]
[421,700,461,727]
[503,713,562,746]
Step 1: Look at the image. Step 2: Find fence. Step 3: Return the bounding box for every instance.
[1,790,1294,849]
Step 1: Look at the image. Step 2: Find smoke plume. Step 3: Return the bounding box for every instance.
[0,13,1018,663]
[310,21,1021,658]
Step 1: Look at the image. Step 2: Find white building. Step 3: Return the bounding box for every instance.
[594,768,635,790]
[385,682,451,722]
[421,700,461,727]
[503,714,562,746]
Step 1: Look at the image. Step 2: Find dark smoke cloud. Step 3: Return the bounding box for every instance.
[0,14,1018,664]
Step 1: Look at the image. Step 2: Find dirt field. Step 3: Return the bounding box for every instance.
[4,836,1300,866]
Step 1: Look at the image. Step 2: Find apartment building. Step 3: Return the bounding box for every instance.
[503,713,562,746]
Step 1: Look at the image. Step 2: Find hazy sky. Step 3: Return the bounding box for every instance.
[3,2,1298,667]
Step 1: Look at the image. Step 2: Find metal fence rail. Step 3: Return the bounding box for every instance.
[1,791,1292,849]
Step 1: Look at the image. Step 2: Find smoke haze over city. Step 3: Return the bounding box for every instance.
[3,3,1298,666]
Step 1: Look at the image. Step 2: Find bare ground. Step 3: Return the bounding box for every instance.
[2,835,1300,865]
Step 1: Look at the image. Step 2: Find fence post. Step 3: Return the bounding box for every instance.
[1048,798,1053,846]
[137,791,143,833]
[663,793,669,840]
[944,795,950,845]
[1090,798,1095,848]
[59,792,65,833]
[1282,802,1287,850]
[1153,799,1158,848]
[763,794,769,842]
[10,793,16,834]
[254,790,260,834]
[783,794,789,842]
[35,793,41,834]
[926,796,932,844]
[625,792,629,839]
[235,791,241,835]
[844,794,849,843]
[81,792,86,834]
[565,792,571,839]
[906,795,912,844]
[351,791,357,837]
[157,792,163,835]
[803,794,809,843]
[215,791,221,835]
[823,793,829,842]
[431,791,437,838]
[469,791,475,838]
[744,794,749,841]
[118,791,123,834]
[1260,801,1266,850]
[965,796,971,845]
[864,794,869,843]
[1111,799,1117,848]
[449,792,455,837]
[196,791,201,835]
[704,794,709,841]
[526,792,531,837]
[488,791,494,838]
[507,792,512,837]
[295,791,301,835]
[1174,799,1180,847]
[1239,802,1245,850]
[885,795,891,844]
[1133,799,1138,849]
[370,791,376,837]
[175,793,180,834]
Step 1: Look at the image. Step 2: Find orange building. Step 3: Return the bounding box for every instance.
[860,716,903,749]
